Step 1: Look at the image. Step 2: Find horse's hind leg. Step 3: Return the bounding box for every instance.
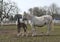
[17,26,21,36]
[23,27,27,33]
[22,25,27,36]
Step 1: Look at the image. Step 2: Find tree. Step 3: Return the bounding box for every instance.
[0,0,3,22]
[23,11,28,20]
[9,15,14,21]
[33,7,40,16]
[14,14,22,21]
[29,8,33,14]
[49,3,58,15]
[3,1,19,18]
[28,7,46,16]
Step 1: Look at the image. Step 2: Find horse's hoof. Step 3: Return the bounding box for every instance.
[17,33,22,37]
[46,33,48,35]
[17,34,20,37]
[32,34,36,37]
[32,33,37,37]
[32,35,35,37]
[21,33,25,37]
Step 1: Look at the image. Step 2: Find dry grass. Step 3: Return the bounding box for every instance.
[0,25,60,42]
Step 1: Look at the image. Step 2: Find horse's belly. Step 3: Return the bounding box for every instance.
[34,21,45,26]
[32,16,46,26]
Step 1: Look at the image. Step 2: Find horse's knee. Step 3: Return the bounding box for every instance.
[24,28,27,32]
[23,26,27,32]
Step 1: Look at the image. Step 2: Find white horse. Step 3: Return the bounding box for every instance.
[23,14,54,36]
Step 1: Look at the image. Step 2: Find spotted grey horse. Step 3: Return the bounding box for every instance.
[23,14,54,36]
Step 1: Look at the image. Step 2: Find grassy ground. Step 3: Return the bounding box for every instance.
[0,25,60,42]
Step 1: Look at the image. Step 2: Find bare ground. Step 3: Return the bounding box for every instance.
[0,29,17,35]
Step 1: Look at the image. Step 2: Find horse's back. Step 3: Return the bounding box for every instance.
[43,15,52,19]
[35,15,52,19]
[31,15,52,26]
[31,16,45,26]
[44,15,52,20]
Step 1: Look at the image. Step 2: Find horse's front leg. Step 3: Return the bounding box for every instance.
[46,23,51,35]
[32,27,37,36]
[31,25,36,36]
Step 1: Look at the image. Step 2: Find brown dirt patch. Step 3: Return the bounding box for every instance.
[0,29,17,35]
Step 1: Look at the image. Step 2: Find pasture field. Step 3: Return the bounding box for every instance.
[0,24,60,42]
